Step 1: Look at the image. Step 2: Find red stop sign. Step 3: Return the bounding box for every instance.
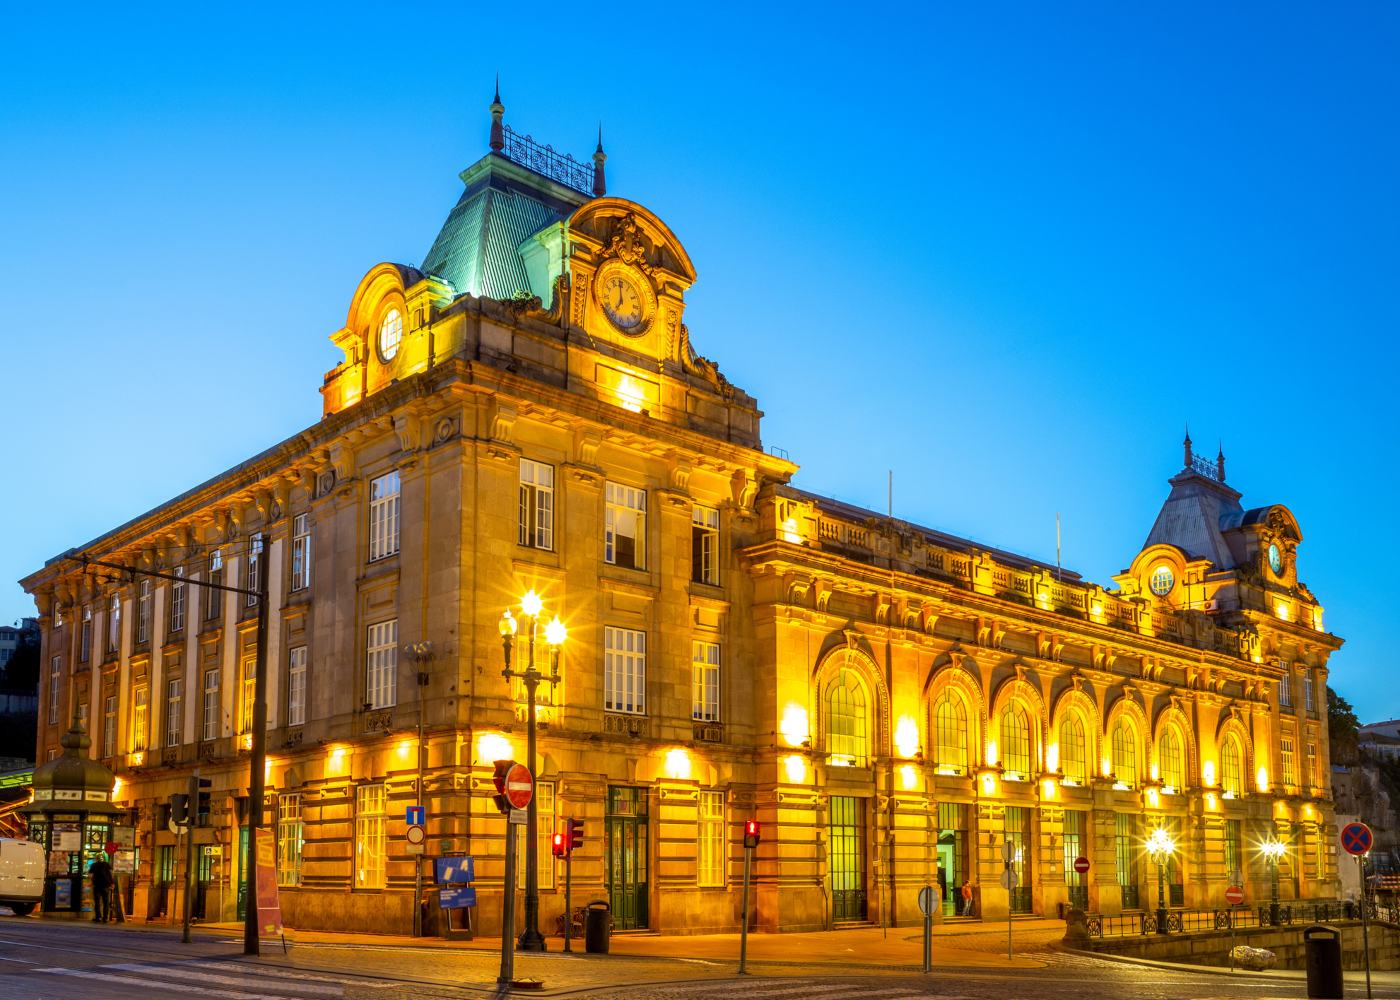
[1225,885,1244,905]
[1073,856,1090,874]
[504,763,533,810]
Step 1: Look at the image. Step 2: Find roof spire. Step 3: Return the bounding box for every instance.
[489,76,505,152]
[592,122,607,197]
[1216,441,1226,483]
[1183,424,1193,469]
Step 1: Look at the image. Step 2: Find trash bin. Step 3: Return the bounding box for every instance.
[1304,924,1343,999]
[584,899,611,954]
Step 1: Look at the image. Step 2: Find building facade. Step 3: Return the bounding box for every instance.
[21,95,1344,936]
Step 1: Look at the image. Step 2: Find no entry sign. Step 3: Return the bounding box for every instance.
[1225,885,1244,906]
[1073,856,1090,875]
[504,763,534,810]
[1341,822,1374,857]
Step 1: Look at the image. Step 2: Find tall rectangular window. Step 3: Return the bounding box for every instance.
[1282,736,1296,786]
[277,793,303,887]
[1225,819,1243,884]
[136,580,152,644]
[1304,673,1315,713]
[169,567,186,634]
[107,593,121,655]
[604,482,646,569]
[518,459,554,550]
[691,640,720,722]
[691,505,719,584]
[1063,810,1088,907]
[354,783,387,888]
[1279,673,1292,707]
[287,645,307,726]
[47,656,61,725]
[131,684,148,752]
[516,781,556,890]
[1307,741,1318,789]
[206,550,223,621]
[79,605,92,662]
[238,655,256,735]
[102,695,117,758]
[202,669,220,741]
[165,678,183,747]
[604,626,646,715]
[366,620,398,710]
[697,789,726,888]
[368,470,401,561]
[1115,812,1139,909]
[290,514,311,592]
[245,533,264,606]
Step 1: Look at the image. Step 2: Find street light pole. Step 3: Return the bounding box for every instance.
[1145,827,1174,936]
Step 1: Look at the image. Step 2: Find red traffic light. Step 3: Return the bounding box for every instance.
[552,832,566,858]
[491,760,515,815]
[743,819,761,849]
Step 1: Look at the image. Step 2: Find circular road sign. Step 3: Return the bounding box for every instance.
[999,868,1018,890]
[1073,856,1091,875]
[1342,822,1374,857]
[406,824,426,846]
[1001,841,1017,863]
[918,884,937,916]
[505,763,534,810]
[1225,885,1245,906]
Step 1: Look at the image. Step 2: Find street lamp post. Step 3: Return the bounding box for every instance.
[499,591,565,953]
[1145,827,1175,935]
[1262,838,1286,926]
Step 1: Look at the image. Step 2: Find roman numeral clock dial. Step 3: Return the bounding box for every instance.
[600,273,644,332]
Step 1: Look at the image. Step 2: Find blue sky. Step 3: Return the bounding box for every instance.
[1,4,1396,717]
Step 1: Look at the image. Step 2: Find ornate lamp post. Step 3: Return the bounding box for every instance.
[1145,827,1175,935]
[499,590,565,952]
[1261,838,1287,926]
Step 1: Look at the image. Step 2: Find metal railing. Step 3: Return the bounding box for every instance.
[1084,900,1396,939]
[500,126,593,195]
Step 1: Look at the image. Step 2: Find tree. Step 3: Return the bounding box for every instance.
[1329,686,1361,765]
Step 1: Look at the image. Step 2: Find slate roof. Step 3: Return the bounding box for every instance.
[1142,471,1244,569]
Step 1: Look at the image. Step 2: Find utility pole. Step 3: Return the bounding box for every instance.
[181,770,198,943]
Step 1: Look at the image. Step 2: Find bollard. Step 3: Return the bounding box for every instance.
[1303,924,1343,1000]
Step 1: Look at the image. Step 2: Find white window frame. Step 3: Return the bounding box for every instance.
[377,308,402,361]
[604,626,646,715]
[1303,673,1315,713]
[1282,735,1296,786]
[277,792,304,887]
[1279,673,1292,707]
[132,684,148,752]
[355,783,387,888]
[604,482,646,570]
[238,655,256,735]
[169,566,186,633]
[245,533,264,606]
[287,645,307,727]
[517,780,556,890]
[697,789,726,888]
[291,513,311,592]
[368,471,401,562]
[692,640,720,722]
[692,505,719,585]
[102,694,117,758]
[136,580,151,644]
[366,620,398,710]
[202,669,220,742]
[79,605,91,662]
[206,550,223,621]
[518,459,555,550]
[165,677,183,747]
[47,656,61,725]
[107,593,121,655]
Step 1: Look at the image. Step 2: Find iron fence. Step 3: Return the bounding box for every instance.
[1084,899,1394,939]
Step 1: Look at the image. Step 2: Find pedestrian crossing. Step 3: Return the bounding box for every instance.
[33,957,394,999]
[621,980,969,1000]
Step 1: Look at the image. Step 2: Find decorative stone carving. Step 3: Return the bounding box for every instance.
[602,213,655,274]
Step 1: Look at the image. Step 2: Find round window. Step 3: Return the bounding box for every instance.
[378,308,403,361]
[1149,565,1175,597]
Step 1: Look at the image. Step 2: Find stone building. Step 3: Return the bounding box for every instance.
[20,94,1343,935]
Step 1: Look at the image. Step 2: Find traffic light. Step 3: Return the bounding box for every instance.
[196,777,212,827]
[743,819,761,849]
[491,760,515,815]
[169,793,190,826]
[567,817,584,854]
[552,832,566,858]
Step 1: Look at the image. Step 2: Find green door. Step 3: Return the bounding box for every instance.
[606,787,648,930]
[830,796,867,922]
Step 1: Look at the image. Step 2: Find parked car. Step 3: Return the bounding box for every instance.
[0,838,44,916]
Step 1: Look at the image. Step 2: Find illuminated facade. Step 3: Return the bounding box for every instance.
[21,94,1343,935]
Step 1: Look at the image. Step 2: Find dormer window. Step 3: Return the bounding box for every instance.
[1149,565,1174,597]
[377,309,402,362]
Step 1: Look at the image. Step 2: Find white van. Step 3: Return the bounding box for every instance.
[0,838,44,916]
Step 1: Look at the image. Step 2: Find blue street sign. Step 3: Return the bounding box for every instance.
[438,885,477,909]
[434,856,475,884]
[1342,822,1374,857]
[406,806,424,826]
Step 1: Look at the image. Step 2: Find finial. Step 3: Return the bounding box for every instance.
[1217,442,1226,483]
[592,122,607,197]
[489,75,505,152]
[1183,424,1193,469]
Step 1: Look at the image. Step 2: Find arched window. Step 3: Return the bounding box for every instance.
[827,671,869,767]
[1001,703,1032,777]
[932,693,968,773]
[1060,714,1087,784]
[1111,718,1138,788]
[1221,737,1243,797]
[1158,727,1185,791]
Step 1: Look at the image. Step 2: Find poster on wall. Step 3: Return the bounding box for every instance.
[53,880,72,908]
[253,828,283,937]
[52,824,81,852]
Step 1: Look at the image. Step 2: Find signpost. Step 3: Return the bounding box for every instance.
[406,806,424,826]
[917,884,936,972]
[1224,884,1244,970]
[1073,856,1090,875]
[504,764,533,810]
[433,856,476,941]
[1342,822,1375,999]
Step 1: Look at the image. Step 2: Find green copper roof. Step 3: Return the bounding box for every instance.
[422,153,587,300]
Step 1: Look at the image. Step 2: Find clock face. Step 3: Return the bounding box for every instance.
[601,274,644,331]
[1268,543,1283,575]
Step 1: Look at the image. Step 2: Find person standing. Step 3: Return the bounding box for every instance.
[89,856,114,923]
[960,879,974,917]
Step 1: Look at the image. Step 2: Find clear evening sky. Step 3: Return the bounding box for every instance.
[1,5,1395,718]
